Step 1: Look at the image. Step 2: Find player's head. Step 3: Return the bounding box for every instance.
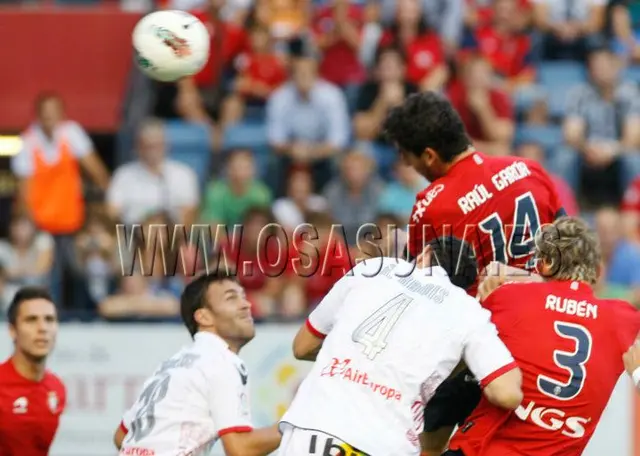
[180,271,254,350]
[382,92,472,182]
[7,287,59,362]
[534,216,601,285]
[420,236,478,290]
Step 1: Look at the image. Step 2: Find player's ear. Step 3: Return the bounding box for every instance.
[194,307,215,330]
[8,323,17,342]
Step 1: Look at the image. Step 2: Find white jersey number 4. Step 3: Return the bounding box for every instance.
[351,293,414,360]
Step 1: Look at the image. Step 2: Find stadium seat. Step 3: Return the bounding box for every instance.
[623,65,640,84]
[537,61,587,118]
[514,125,564,151]
[164,120,212,189]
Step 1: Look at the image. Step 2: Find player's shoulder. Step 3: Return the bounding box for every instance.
[43,370,66,395]
[0,358,13,379]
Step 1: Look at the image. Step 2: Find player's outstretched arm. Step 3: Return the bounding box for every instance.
[623,333,640,390]
[220,425,282,456]
[463,301,523,410]
[293,322,324,361]
[482,368,523,410]
[112,423,126,450]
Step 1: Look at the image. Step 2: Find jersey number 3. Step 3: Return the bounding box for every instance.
[352,293,414,360]
[537,322,592,401]
[479,191,541,263]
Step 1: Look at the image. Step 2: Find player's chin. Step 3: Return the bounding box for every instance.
[25,346,51,361]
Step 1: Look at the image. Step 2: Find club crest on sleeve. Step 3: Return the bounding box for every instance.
[47,391,59,414]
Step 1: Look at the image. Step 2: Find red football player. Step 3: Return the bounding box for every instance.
[0,287,66,456]
[382,91,566,455]
[446,217,640,456]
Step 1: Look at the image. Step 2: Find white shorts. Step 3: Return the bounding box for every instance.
[277,424,369,456]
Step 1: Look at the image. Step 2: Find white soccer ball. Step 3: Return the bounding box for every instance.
[132,10,210,82]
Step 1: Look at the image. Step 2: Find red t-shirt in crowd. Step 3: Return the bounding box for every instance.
[466,0,531,27]
[461,26,534,79]
[235,52,287,96]
[622,176,640,214]
[313,4,367,86]
[0,358,66,456]
[379,31,445,86]
[449,280,640,456]
[447,80,514,141]
[191,10,248,87]
[288,238,353,307]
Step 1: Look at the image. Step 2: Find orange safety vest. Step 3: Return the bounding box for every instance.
[25,136,85,235]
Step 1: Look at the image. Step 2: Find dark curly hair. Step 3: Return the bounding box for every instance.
[383,91,471,162]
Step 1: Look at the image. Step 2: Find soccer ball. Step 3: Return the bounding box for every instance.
[132,10,210,82]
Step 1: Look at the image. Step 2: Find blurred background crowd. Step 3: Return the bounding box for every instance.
[2,0,640,323]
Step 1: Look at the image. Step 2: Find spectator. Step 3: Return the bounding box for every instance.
[0,214,54,304]
[464,0,531,30]
[200,149,272,226]
[98,274,180,320]
[221,24,287,126]
[380,0,464,54]
[324,149,385,245]
[378,161,428,220]
[312,0,367,90]
[107,118,200,226]
[609,0,640,63]
[170,0,248,134]
[272,168,328,233]
[560,46,640,208]
[595,206,640,306]
[254,0,309,43]
[357,212,405,260]
[353,46,418,143]
[376,0,449,91]
[11,93,110,304]
[448,55,515,155]
[266,55,350,195]
[220,207,288,319]
[283,211,353,313]
[74,210,118,304]
[515,142,580,216]
[461,0,535,91]
[532,0,607,60]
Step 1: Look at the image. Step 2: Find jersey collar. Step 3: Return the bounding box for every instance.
[194,331,230,351]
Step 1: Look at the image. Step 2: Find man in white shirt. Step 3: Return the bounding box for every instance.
[106,118,200,225]
[278,237,523,456]
[624,333,640,391]
[112,271,281,456]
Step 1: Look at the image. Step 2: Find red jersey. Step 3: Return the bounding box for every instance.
[407,152,565,294]
[0,358,66,456]
[379,31,446,86]
[449,280,640,456]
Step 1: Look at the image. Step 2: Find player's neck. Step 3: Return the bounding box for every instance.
[11,351,46,382]
[443,147,475,173]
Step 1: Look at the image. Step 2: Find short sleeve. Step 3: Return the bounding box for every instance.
[106,167,130,209]
[11,138,32,177]
[614,301,640,354]
[207,358,253,435]
[565,86,588,118]
[120,405,136,434]
[461,299,517,388]
[307,272,357,338]
[65,122,93,158]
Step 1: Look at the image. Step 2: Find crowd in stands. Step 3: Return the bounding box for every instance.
[3,0,640,321]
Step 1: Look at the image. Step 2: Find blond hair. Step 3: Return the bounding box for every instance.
[534,216,601,284]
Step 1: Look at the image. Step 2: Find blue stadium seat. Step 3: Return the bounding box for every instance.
[537,61,587,118]
[623,65,640,84]
[515,125,564,151]
[164,120,212,189]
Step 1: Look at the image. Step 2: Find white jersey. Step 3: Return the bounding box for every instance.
[280,258,516,456]
[119,332,252,456]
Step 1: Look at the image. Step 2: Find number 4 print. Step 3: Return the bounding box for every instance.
[352,293,414,361]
